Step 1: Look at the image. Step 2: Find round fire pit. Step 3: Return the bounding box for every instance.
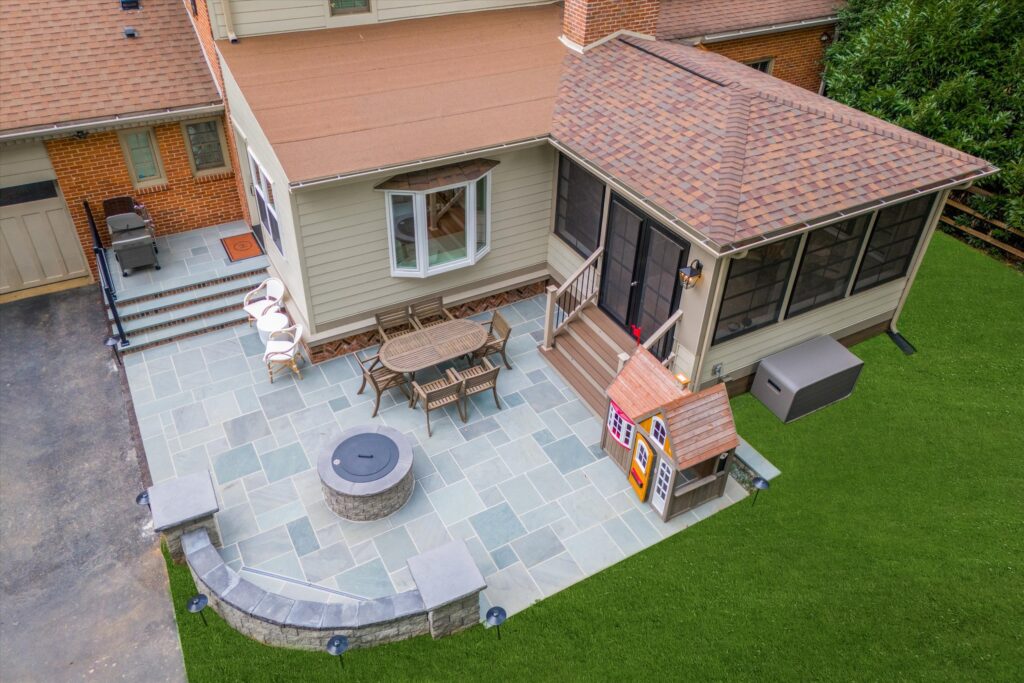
[319,426,414,521]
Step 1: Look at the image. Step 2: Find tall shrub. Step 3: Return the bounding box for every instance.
[825,0,1024,228]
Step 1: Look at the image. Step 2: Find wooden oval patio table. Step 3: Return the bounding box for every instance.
[379,319,489,374]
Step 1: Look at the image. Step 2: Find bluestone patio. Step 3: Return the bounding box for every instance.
[126,295,752,617]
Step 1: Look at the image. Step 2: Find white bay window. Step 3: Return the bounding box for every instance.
[379,159,495,278]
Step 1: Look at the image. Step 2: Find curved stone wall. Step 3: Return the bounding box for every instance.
[182,529,482,651]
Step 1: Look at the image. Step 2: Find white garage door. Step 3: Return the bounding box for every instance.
[0,181,87,294]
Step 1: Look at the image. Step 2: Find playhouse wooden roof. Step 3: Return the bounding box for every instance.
[606,347,685,419]
[663,384,739,470]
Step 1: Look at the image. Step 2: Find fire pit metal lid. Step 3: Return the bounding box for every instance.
[318,425,413,497]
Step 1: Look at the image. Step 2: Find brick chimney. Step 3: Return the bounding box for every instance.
[562,0,660,49]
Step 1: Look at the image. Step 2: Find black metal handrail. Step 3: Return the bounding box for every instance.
[84,200,129,347]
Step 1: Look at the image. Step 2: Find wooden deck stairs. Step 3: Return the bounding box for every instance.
[540,304,635,415]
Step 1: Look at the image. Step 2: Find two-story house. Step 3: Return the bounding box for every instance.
[170,0,994,410]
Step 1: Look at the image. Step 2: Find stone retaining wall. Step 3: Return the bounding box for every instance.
[182,529,483,651]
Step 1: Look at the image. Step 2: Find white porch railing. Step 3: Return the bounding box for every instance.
[542,246,603,349]
[642,308,683,367]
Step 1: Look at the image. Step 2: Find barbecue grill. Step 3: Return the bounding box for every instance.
[104,196,159,276]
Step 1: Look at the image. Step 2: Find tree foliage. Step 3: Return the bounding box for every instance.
[825,0,1024,227]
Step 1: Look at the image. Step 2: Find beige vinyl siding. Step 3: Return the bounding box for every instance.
[208,1,556,38]
[377,0,556,22]
[700,278,904,385]
[209,0,327,39]
[0,142,57,187]
[222,60,311,322]
[296,144,555,332]
[546,233,586,284]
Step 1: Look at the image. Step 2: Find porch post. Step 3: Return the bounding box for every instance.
[542,285,558,350]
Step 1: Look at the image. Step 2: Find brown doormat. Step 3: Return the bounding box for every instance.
[221,233,264,262]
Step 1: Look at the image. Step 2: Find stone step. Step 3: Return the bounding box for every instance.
[113,272,265,320]
[112,260,268,306]
[119,290,251,335]
[120,309,250,353]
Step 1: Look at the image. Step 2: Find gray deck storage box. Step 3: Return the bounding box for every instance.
[751,336,863,423]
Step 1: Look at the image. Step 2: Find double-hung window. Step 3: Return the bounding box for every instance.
[182,118,230,176]
[379,160,494,278]
[247,151,282,256]
[119,128,166,189]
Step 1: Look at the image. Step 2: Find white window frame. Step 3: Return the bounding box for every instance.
[247,149,283,258]
[383,172,492,278]
[649,415,668,449]
[118,127,166,189]
[651,457,673,515]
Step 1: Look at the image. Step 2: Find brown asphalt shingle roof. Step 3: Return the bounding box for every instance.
[657,0,842,40]
[216,4,994,250]
[0,0,220,134]
[552,37,995,249]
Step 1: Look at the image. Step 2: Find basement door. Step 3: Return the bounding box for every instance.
[598,195,688,359]
[0,182,87,294]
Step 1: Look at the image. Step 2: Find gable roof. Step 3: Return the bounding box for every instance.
[663,384,739,470]
[606,347,686,419]
[552,37,995,250]
[657,0,842,40]
[0,0,221,135]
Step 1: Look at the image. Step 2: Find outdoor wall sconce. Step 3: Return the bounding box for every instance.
[678,259,703,289]
[675,372,691,388]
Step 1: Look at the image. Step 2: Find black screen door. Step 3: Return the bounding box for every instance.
[599,198,644,326]
[599,196,687,357]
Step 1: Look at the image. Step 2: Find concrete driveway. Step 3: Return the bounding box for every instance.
[0,287,184,682]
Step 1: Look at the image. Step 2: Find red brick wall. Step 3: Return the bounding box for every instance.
[564,0,659,47]
[702,25,834,92]
[45,119,243,279]
[184,0,253,228]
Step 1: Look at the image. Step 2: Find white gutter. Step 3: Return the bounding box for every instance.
[717,167,999,256]
[684,16,839,45]
[0,103,225,142]
[287,137,549,190]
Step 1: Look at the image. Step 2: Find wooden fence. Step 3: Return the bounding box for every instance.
[941,187,1023,261]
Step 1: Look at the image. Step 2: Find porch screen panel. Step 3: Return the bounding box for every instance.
[713,236,800,344]
[554,154,604,257]
[787,214,870,317]
[853,194,935,293]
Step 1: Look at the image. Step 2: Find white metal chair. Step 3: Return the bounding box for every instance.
[244,278,285,324]
[264,324,304,383]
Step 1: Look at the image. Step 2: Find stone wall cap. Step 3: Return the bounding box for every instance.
[188,544,224,578]
[252,592,295,624]
[148,471,219,531]
[407,540,486,610]
[181,528,212,555]
[392,590,426,618]
[222,579,266,615]
[201,563,238,596]
[356,596,396,626]
[286,600,327,628]
[321,601,359,628]
[318,425,413,497]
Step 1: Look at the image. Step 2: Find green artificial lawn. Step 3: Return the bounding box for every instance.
[165,233,1023,681]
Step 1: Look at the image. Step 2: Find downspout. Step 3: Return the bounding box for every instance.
[691,255,729,389]
[221,0,239,43]
[889,187,953,335]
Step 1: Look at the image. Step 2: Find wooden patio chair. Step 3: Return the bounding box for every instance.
[375,305,415,342]
[473,311,513,369]
[452,358,501,419]
[355,349,410,417]
[410,371,464,436]
[410,296,455,329]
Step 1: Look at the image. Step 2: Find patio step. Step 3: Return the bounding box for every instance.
[113,262,267,306]
[119,308,250,353]
[539,304,634,416]
[113,272,266,320]
[118,288,254,336]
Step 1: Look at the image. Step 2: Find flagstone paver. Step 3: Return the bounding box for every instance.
[124,295,766,615]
